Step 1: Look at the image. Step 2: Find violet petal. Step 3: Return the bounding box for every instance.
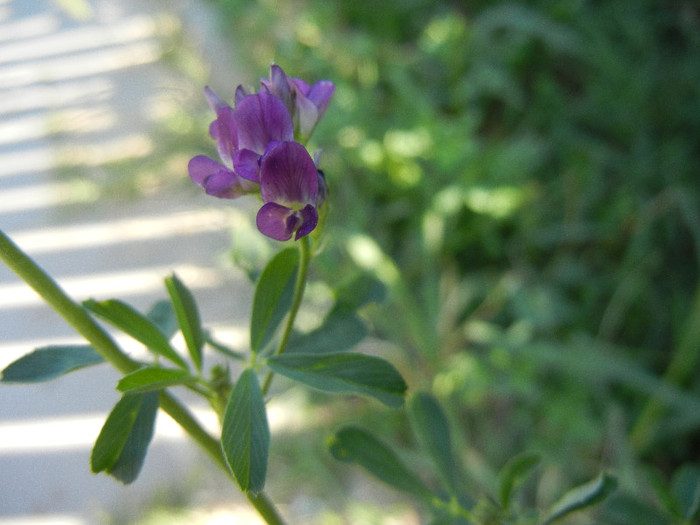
[256,202,297,241]
[188,155,226,185]
[307,81,335,118]
[210,105,237,166]
[295,204,319,240]
[259,141,318,205]
[234,93,293,153]
[233,149,262,182]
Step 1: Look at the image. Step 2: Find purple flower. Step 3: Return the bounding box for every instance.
[189,67,332,242]
[256,141,320,241]
[260,65,335,142]
[188,87,293,198]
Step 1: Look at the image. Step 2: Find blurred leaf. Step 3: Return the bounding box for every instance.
[543,472,617,524]
[250,247,299,353]
[671,464,700,522]
[267,352,407,407]
[498,452,541,511]
[221,368,269,494]
[84,298,187,369]
[409,392,460,494]
[286,310,368,354]
[206,334,246,361]
[165,273,204,372]
[91,392,158,484]
[146,300,178,340]
[328,426,432,501]
[1,345,104,383]
[117,366,196,394]
[603,493,674,525]
[333,273,387,312]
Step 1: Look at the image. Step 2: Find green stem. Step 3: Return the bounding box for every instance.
[0,230,286,525]
[0,230,139,375]
[158,392,285,524]
[262,235,312,396]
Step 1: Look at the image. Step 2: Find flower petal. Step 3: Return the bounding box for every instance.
[233,149,262,182]
[266,65,294,113]
[234,93,293,153]
[259,142,318,206]
[256,202,318,241]
[307,81,335,118]
[204,86,228,112]
[209,105,237,166]
[295,204,319,240]
[256,202,297,241]
[188,155,257,199]
[188,155,226,185]
[295,95,319,139]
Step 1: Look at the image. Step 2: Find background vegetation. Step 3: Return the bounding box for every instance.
[199,0,700,522]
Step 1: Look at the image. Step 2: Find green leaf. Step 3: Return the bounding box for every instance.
[1,345,104,383]
[117,367,196,393]
[671,464,700,522]
[108,392,159,484]
[286,310,368,354]
[91,391,159,484]
[206,335,246,361]
[497,452,541,511]
[84,298,187,369]
[542,472,617,524]
[267,352,407,407]
[328,426,432,501]
[250,247,299,353]
[146,300,178,340]
[409,392,459,494]
[165,273,204,372]
[221,368,269,494]
[333,273,387,313]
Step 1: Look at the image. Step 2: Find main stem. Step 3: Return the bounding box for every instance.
[262,235,312,396]
[0,230,286,525]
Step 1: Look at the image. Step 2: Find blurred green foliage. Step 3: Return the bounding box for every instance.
[206,0,700,522]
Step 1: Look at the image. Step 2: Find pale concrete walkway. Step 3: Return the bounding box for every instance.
[0,0,262,523]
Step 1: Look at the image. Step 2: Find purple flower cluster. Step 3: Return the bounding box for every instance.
[189,65,334,241]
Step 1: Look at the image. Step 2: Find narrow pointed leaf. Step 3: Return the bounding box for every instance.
[91,393,146,473]
[108,391,158,484]
[206,335,247,361]
[286,311,368,354]
[542,472,617,524]
[1,345,104,383]
[165,273,204,372]
[409,392,459,494]
[250,247,299,353]
[221,368,270,494]
[117,367,196,394]
[498,452,541,510]
[328,426,432,501]
[84,298,187,369]
[267,352,407,407]
[147,299,178,340]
